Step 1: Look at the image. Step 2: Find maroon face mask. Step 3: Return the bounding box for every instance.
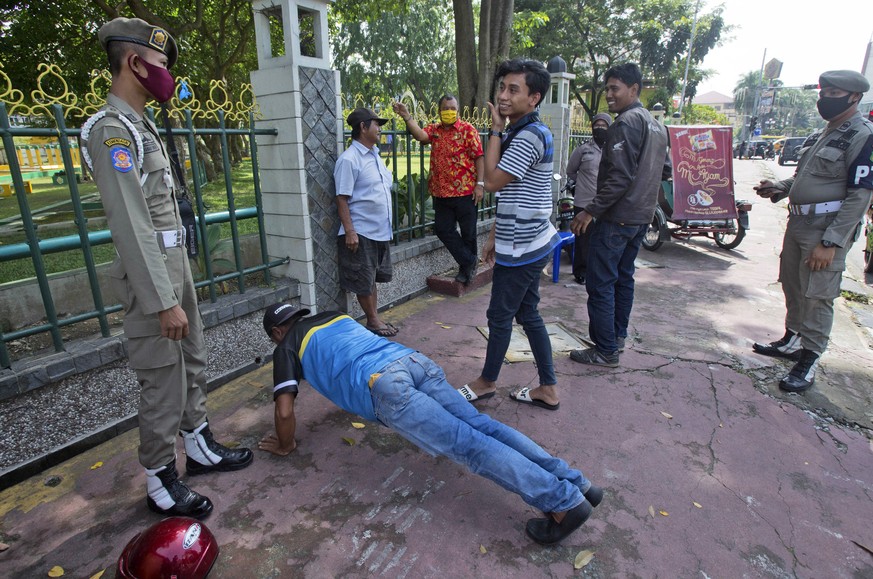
[129,54,176,103]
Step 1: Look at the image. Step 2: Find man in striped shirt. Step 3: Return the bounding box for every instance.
[459,58,563,411]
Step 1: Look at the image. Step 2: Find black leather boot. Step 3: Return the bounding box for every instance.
[145,460,213,519]
[182,422,254,475]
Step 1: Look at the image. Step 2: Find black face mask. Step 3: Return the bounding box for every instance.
[816,94,854,121]
[592,127,608,146]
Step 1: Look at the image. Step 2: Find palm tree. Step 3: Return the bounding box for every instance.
[733,70,763,140]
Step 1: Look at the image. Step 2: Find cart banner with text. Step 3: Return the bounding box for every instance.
[668,126,736,220]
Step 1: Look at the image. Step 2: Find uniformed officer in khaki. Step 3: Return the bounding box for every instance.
[82,17,252,519]
[752,70,873,393]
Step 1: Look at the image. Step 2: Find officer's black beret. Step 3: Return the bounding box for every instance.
[818,70,869,93]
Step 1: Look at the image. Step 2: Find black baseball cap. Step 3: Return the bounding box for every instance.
[263,302,310,336]
[347,108,388,128]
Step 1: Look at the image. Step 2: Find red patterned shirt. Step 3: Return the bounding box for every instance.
[422,120,484,198]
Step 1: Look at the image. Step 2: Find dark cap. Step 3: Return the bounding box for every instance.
[263,302,310,336]
[98,17,178,69]
[818,70,869,94]
[592,112,613,126]
[347,108,388,128]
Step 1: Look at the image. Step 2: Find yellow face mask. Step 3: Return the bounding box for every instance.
[440,110,458,125]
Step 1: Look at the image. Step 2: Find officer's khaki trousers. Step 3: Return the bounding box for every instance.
[114,250,209,469]
[779,213,854,354]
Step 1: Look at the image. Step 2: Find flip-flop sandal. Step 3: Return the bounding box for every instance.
[509,387,560,411]
[457,384,496,402]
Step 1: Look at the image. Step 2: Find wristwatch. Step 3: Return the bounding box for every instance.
[489,129,503,138]
[476,181,485,187]
[820,239,838,248]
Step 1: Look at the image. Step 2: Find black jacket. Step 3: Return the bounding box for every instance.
[585,102,670,225]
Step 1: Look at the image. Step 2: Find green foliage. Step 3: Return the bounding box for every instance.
[672,103,728,125]
[192,223,236,281]
[330,0,457,104]
[516,0,729,117]
[394,170,433,233]
[512,11,550,49]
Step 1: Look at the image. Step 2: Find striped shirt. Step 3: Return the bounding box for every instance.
[495,112,559,266]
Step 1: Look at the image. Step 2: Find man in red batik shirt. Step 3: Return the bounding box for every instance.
[394,96,485,284]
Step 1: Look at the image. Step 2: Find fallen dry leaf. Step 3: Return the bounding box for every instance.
[574,549,595,569]
[435,322,444,325]
[89,571,105,579]
[693,502,703,509]
[224,441,241,448]
[351,422,366,429]
[341,437,356,446]
[441,325,452,329]
[660,411,673,419]
[0,542,9,551]
[659,510,669,517]
[648,505,655,518]
[479,544,487,554]
[89,461,103,470]
[48,566,65,577]
[719,422,723,428]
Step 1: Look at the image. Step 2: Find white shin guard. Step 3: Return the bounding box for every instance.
[145,464,175,509]
[183,422,222,466]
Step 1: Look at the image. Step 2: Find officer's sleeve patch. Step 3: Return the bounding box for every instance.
[847,134,873,189]
[110,146,134,173]
[104,137,131,148]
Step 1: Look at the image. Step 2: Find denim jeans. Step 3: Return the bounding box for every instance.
[483,254,555,385]
[433,195,478,268]
[370,352,589,513]
[586,220,648,354]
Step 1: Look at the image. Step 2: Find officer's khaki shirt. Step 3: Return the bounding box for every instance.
[775,113,873,247]
[84,93,181,315]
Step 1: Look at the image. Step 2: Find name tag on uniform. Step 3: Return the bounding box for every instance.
[142,135,160,155]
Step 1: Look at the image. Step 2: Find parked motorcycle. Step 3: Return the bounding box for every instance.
[557,179,576,232]
[642,181,752,251]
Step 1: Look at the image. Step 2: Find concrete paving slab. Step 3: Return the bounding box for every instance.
[1,158,872,577]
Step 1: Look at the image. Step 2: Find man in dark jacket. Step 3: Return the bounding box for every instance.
[570,63,669,367]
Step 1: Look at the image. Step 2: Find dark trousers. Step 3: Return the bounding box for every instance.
[434,195,478,268]
[572,206,593,279]
[586,220,648,355]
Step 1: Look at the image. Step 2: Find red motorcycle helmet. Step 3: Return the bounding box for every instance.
[116,517,219,579]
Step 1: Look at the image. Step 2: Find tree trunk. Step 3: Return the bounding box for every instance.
[453,0,478,111]
[475,0,513,110]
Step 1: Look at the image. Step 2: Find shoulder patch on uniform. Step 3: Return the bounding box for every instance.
[110,146,134,173]
[847,134,873,188]
[104,137,131,148]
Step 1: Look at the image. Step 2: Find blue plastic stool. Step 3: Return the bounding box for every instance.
[552,231,575,282]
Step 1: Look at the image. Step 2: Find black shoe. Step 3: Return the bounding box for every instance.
[525,501,593,545]
[454,267,470,284]
[145,461,213,519]
[753,330,802,359]
[574,275,585,285]
[463,261,478,285]
[584,485,603,508]
[779,349,820,393]
[570,347,619,367]
[183,423,254,475]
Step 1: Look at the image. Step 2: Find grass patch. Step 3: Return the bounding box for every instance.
[841,290,871,305]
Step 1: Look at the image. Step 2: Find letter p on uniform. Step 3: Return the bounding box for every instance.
[855,165,870,185]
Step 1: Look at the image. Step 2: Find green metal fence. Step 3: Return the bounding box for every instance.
[0,102,283,369]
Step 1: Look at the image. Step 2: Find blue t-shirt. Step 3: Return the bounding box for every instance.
[272,312,414,422]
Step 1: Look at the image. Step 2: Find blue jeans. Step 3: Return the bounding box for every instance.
[483,255,556,385]
[586,220,648,354]
[370,352,589,513]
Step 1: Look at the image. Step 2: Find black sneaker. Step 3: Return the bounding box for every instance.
[584,484,604,508]
[779,349,820,393]
[753,330,802,359]
[525,501,593,545]
[570,347,619,367]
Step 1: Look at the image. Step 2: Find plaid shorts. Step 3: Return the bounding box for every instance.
[338,234,393,295]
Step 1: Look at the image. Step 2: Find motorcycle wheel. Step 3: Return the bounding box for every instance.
[714,224,746,250]
[641,219,663,251]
